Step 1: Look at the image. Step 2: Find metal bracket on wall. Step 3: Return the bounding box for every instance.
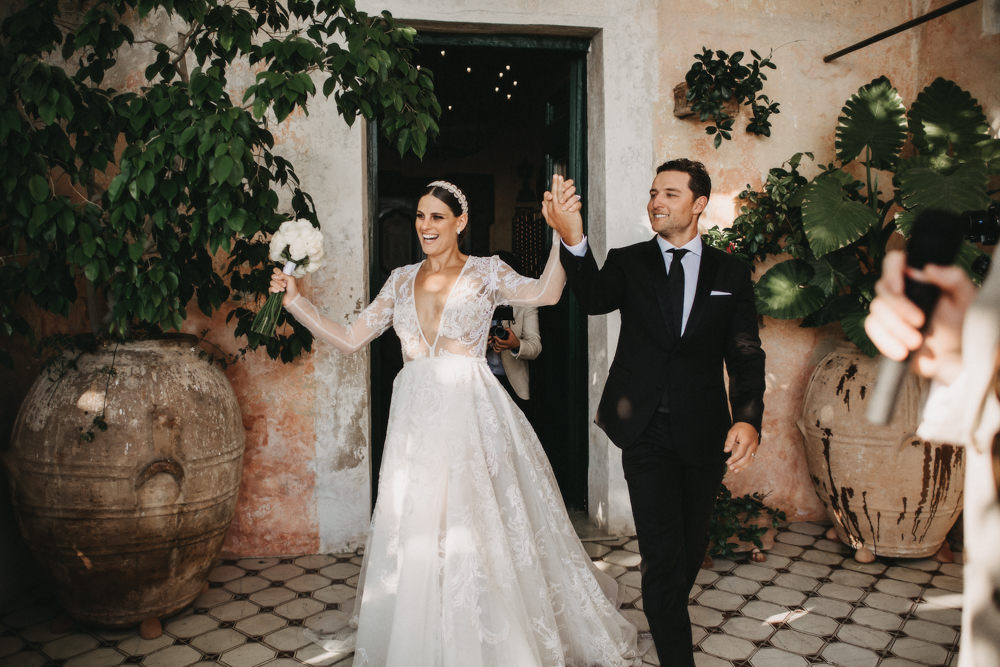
[824,0,978,63]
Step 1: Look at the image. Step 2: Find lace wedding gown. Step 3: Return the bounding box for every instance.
[285,237,639,667]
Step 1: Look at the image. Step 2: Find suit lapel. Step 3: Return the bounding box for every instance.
[645,237,675,337]
[683,245,717,337]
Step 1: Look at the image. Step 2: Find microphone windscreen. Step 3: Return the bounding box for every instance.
[906,209,964,269]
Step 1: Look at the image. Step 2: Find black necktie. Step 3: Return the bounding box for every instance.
[666,248,688,335]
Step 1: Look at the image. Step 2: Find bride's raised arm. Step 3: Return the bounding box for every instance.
[278,270,398,354]
[495,230,566,307]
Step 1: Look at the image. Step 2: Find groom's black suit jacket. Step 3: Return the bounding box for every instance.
[561,237,765,460]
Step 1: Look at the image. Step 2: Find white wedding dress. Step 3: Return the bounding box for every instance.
[285,237,639,667]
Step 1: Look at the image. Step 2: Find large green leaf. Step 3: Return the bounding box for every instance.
[897,160,990,213]
[835,76,907,169]
[842,311,878,357]
[800,294,857,327]
[754,259,826,319]
[806,259,838,296]
[908,78,989,158]
[956,241,989,285]
[801,174,881,257]
[973,139,1000,173]
[822,248,868,290]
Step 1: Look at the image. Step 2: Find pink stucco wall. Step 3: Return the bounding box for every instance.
[653,0,999,522]
[208,0,998,546]
[4,1,998,561]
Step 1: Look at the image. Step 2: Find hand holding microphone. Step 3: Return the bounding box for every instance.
[865,210,972,424]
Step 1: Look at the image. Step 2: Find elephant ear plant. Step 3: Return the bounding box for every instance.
[0,0,440,365]
[705,76,999,354]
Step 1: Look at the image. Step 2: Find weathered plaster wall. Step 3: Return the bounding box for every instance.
[916,0,1000,136]
[651,0,999,521]
[128,0,1000,548]
[4,2,998,579]
[652,0,922,522]
[357,0,664,537]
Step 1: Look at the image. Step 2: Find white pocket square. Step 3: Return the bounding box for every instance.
[710,290,731,296]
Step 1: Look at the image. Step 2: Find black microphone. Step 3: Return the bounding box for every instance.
[866,209,965,425]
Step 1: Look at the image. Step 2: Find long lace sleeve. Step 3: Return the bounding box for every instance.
[495,231,566,306]
[284,271,397,353]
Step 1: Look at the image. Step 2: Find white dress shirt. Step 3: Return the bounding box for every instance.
[562,235,703,334]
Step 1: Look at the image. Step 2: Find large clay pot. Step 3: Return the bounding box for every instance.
[4,336,244,627]
[798,347,964,561]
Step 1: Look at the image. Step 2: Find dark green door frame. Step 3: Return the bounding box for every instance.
[366,31,590,510]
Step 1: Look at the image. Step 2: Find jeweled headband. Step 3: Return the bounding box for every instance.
[426,180,468,215]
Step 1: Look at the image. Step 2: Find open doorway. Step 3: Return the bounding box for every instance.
[368,34,590,511]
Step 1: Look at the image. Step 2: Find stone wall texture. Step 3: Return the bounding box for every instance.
[2,1,998,573]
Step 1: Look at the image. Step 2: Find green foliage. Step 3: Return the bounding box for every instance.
[704,77,998,355]
[0,0,440,362]
[701,152,812,265]
[706,485,785,559]
[834,76,907,170]
[683,47,779,149]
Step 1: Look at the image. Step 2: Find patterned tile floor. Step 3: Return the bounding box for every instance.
[0,521,963,666]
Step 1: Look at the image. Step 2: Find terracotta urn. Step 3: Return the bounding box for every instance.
[797,347,964,562]
[4,336,244,631]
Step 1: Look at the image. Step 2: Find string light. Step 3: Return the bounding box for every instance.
[506,94,511,100]
[440,50,446,56]
[495,86,499,92]
[466,66,472,73]
[505,65,511,71]
[513,81,518,86]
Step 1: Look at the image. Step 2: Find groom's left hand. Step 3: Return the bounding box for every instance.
[724,422,759,473]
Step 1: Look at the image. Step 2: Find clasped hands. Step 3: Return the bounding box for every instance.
[541,174,584,245]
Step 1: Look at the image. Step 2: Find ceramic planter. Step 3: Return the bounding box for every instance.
[797,348,963,562]
[4,337,244,631]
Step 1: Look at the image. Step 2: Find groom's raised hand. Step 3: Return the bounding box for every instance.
[542,174,584,245]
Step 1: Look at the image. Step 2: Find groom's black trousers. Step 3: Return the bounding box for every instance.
[621,411,726,667]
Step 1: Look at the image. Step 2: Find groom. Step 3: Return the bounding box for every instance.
[543,159,765,665]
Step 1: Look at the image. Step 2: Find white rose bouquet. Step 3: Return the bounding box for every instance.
[251,219,325,337]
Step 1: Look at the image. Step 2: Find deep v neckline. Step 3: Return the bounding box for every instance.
[411,257,470,353]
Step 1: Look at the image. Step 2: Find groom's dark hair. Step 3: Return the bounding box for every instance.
[656,158,711,201]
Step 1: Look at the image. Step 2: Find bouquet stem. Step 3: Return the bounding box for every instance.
[251,261,297,337]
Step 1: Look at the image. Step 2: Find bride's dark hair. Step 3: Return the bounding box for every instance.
[423,180,467,218]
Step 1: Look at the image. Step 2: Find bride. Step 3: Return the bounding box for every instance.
[269,178,639,666]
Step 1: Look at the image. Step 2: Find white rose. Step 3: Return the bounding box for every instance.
[268,219,323,272]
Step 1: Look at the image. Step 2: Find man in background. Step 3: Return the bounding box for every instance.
[488,252,542,419]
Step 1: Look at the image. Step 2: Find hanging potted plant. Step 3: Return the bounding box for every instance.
[0,0,438,635]
[675,47,781,148]
[705,76,998,562]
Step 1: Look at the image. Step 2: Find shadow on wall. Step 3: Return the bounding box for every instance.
[0,333,50,607]
[0,467,38,607]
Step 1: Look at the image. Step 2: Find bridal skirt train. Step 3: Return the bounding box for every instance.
[350,355,639,667]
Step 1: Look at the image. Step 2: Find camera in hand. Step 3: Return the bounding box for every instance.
[965,205,1000,247]
[491,305,514,340]
[966,205,1000,277]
